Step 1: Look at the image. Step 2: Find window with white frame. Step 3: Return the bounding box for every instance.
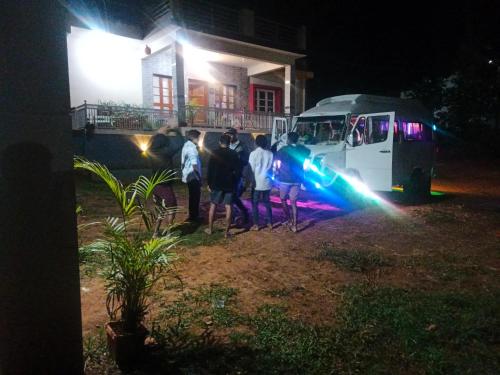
[255,89,275,112]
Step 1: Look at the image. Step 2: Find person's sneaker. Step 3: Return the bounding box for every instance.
[204,228,213,235]
[267,223,273,231]
[250,225,259,231]
[290,225,298,233]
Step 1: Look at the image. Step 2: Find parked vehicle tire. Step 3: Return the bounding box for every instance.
[404,169,430,203]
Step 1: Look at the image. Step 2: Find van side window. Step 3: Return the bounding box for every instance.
[364,115,390,144]
[401,121,432,141]
[352,117,365,146]
[393,120,402,142]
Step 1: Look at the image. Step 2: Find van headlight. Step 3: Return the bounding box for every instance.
[309,154,326,176]
[303,158,311,170]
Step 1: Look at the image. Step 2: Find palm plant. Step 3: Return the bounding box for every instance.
[74,156,179,334]
[74,156,176,232]
[90,218,177,332]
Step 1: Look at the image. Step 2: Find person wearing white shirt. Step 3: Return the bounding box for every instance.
[181,129,202,222]
[248,135,274,231]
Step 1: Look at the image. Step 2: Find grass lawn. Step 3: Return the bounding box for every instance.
[77,160,500,374]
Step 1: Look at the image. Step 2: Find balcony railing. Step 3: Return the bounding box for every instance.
[71,103,289,132]
[184,106,289,131]
[71,103,176,131]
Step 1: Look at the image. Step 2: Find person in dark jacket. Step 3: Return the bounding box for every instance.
[205,134,240,238]
[149,127,183,234]
[276,132,310,233]
[225,127,249,224]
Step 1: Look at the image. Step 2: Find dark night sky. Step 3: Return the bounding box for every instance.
[116,0,500,106]
[244,0,500,105]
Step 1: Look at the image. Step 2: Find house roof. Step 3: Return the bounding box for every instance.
[300,95,432,123]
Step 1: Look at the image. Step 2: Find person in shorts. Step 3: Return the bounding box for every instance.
[248,135,274,231]
[224,127,250,224]
[149,127,183,235]
[205,134,240,237]
[276,132,310,232]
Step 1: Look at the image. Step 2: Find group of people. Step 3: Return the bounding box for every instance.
[150,127,310,238]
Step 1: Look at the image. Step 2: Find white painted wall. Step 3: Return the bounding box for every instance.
[67,26,145,106]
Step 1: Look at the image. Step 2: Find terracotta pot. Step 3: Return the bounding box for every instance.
[105,321,148,368]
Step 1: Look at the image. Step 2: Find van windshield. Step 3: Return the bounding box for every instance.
[295,116,346,145]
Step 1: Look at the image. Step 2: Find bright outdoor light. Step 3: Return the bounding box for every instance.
[197,131,206,152]
[72,28,143,87]
[303,158,311,170]
[132,134,152,155]
[432,124,437,131]
[139,142,149,152]
[180,40,219,83]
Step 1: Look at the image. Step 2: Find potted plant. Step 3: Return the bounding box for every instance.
[74,157,178,367]
[99,218,176,367]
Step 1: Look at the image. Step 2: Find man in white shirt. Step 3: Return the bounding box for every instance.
[248,135,274,231]
[181,129,202,222]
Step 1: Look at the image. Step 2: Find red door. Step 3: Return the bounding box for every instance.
[188,79,208,124]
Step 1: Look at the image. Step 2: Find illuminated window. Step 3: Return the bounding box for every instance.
[400,121,432,141]
[215,85,236,109]
[364,115,390,144]
[153,74,173,111]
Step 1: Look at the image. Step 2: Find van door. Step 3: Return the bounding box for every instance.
[271,117,288,151]
[345,112,395,191]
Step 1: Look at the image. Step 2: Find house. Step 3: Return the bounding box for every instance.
[67,0,313,132]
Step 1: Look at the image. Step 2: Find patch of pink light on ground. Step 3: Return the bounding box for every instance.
[269,196,343,212]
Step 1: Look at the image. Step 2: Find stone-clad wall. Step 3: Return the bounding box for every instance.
[141,47,173,108]
[203,62,249,110]
[142,49,249,112]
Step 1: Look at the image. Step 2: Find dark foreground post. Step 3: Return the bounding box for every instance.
[0,1,84,373]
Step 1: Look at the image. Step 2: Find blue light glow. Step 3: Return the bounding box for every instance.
[303,158,311,170]
[314,182,321,189]
[309,163,325,177]
[432,124,437,131]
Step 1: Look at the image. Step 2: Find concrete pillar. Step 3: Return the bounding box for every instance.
[284,64,297,115]
[0,1,84,373]
[173,41,186,124]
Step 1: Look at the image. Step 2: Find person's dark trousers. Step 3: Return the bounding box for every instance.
[187,179,201,221]
[233,179,249,221]
[252,189,272,225]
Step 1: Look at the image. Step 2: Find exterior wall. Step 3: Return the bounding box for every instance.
[67,26,144,106]
[141,46,174,108]
[73,130,264,171]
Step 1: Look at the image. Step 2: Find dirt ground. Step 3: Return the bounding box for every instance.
[78,158,500,336]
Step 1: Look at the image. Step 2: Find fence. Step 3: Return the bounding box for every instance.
[71,103,290,132]
[184,106,289,131]
[70,103,177,131]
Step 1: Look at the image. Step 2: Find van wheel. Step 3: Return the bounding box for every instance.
[404,170,430,203]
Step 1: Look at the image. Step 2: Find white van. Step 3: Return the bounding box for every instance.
[272,94,435,197]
